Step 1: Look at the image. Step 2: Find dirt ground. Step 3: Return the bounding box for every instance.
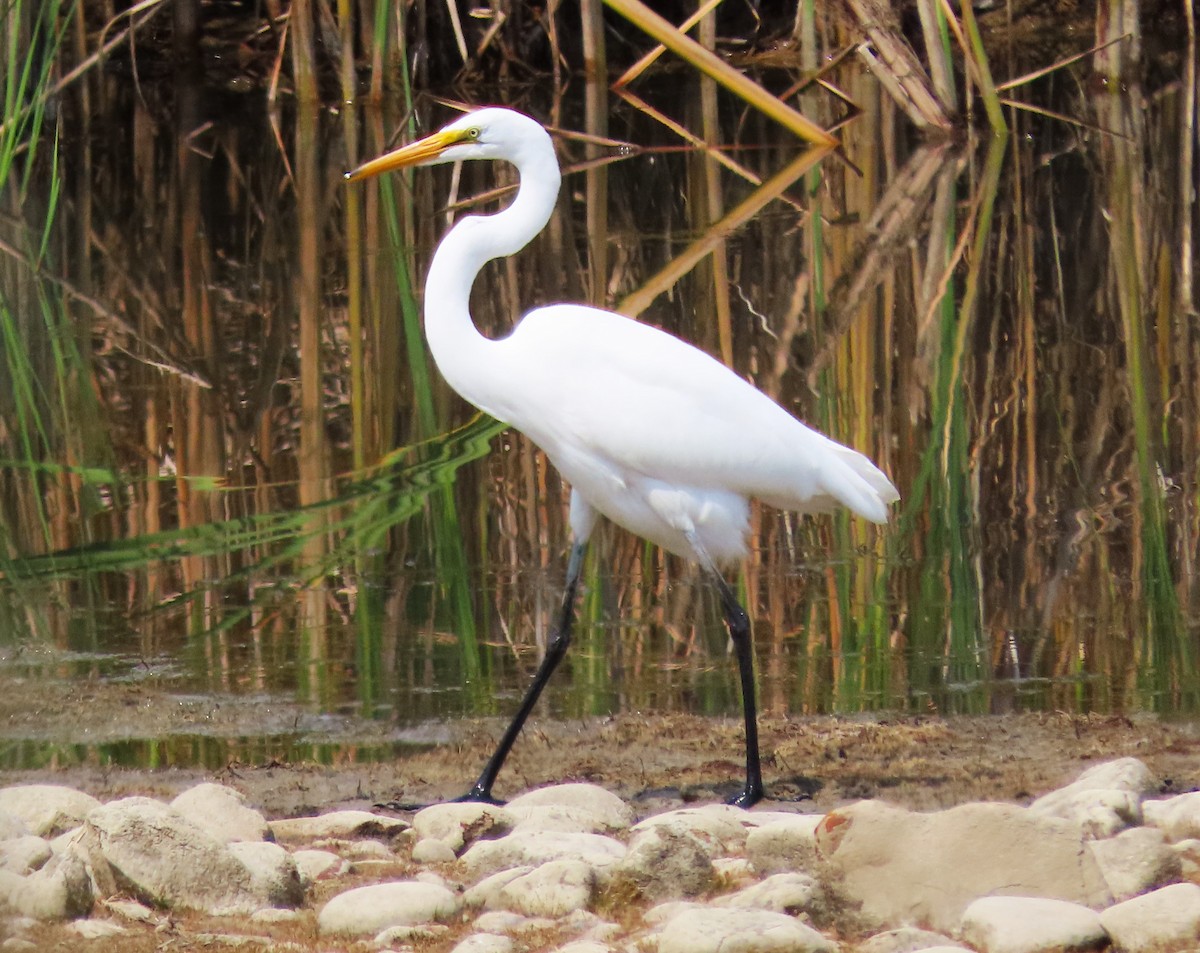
[4,703,1200,819]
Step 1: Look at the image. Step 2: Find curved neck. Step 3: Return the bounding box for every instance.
[424,151,561,419]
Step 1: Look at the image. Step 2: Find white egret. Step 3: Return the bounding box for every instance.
[347,107,898,807]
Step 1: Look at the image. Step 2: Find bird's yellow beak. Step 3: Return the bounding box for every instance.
[344,128,474,182]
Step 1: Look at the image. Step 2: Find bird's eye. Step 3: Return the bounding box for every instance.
[467,127,481,140]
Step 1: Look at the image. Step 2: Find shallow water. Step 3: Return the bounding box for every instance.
[1,31,1198,769]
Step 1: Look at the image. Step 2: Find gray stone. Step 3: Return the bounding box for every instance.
[317,880,460,936]
[1087,825,1180,901]
[746,815,823,875]
[656,906,836,953]
[630,805,750,857]
[0,787,101,839]
[413,837,459,864]
[86,796,258,915]
[170,783,271,844]
[268,809,408,844]
[613,825,715,900]
[1099,882,1200,952]
[815,800,1110,932]
[959,896,1106,953]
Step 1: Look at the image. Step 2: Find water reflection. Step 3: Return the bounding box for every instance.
[1,47,1198,769]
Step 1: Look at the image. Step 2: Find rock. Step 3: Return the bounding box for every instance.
[857,927,962,953]
[0,812,28,841]
[815,800,1110,932]
[227,841,304,908]
[0,836,51,874]
[1144,792,1200,842]
[412,801,512,853]
[551,942,614,953]
[317,880,460,936]
[631,805,750,857]
[959,896,1107,953]
[493,859,595,917]
[337,837,395,861]
[1087,826,1180,901]
[466,866,535,910]
[1172,838,1200,879]
[613,825,715,900]
[451,933,516,953]
[86,796,258,915]
[291,849,347,887]
[506,784,634,832]
[459,830,625,881]
[66,919,126,939]
[376,923,450,944]
[473,910,534,934]
[746,815,823,875]
[0,850,92,921]
[102,898,158,924]
[268,810,408,844]
[169,783,271,844]
[413,837,459,864]
[712,872,822,916]
[655,906,836,953]
[1099,882,1200,952]
[1029,758,1156,838]
[251,907,302,923]
[0,787,102,838]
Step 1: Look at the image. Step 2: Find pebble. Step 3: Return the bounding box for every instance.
[0,760,1193,952]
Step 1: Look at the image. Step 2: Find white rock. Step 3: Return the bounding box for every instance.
[1172,838,1200,879]
[0,850,92,921]
[631,805,750,857]
[474,909,536,933]
[413,837,459,864]
[465,866,535,909]
[615,824,715,901]
[0,836,51,874]
[459,830,626,881]
[317,880,460,936]
[452,934,515,953]
[959,896,1106,953]
[644,900,706,926]
[376,923,450,944]
[1087,826,1180,901]
[102,898,158,923]
[1028,787,1141,839]
[857,927,961,953]
[656,906,836,953]
[0,787,101,838]
[746,815,823,874]
[506,784,633,831]
[815,800,1111,932]
[227,840,304,908]
[1099,881,1200,952]
[66,919,127,939]
[337,837,395,860]
[1144,791,1200,842]
[412,802,513,852]
[714,857,756,882]
[0,812,29,840]
[494,859,595,918]
[86,796,259,915]
[268,809,408,843]
[251,907,302,923]
[551,942,614,953]
[169,783,271,844]
[509,804,624,835]
[291,848,347,887]
[713,872,821,915]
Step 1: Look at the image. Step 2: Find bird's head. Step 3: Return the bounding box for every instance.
[344,107,552,183]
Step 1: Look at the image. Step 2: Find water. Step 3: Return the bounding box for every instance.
[1,36,1198,770]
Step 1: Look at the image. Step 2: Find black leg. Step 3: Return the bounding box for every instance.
[458,541,588,803]
[691,543,763,808]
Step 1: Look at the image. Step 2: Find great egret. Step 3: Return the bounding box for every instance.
[346,107,898,808]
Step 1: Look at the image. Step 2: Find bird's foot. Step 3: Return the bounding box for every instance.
[726,782,765,809]
[453,781,506,806]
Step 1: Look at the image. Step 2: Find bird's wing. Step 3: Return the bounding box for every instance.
[497,305,898,522]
